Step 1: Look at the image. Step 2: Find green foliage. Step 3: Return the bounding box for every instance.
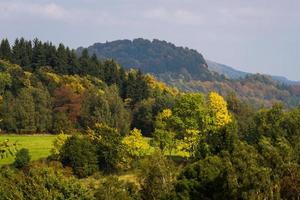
[175,156,230,200]
[50,133,69,160]
[153,109,176,154]
[14,148,31,168]
[0,162,94,199]
[88,123,127,172]
[176,143,276,200]
[60,136,98,178]
[139,151,177,200]
[95,176,139,200]
[0,139,18,160]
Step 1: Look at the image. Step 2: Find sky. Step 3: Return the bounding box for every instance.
[0,0,300,80]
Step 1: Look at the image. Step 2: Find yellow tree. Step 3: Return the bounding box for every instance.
[205,92,232,132]
[122,128,150,158]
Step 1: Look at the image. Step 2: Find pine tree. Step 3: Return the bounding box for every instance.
[0,39,12,61]
[31,38,46,71]
[56,43,68,73]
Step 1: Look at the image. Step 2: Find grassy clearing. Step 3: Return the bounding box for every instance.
[0,134,56,165]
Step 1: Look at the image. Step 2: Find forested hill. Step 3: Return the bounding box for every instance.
[77,38,219,81]
[79,38,300,107]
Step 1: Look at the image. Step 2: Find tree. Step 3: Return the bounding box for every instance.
[280,165,300,200]
[14,148,31,168]
[80,86,130,135]
[53,85,82,123]
[60,135,98,178]
[32,83,52,132]
[50,133,69,160]
[124,69,149,105]
[0,163,94,199]
[175,156,230,200]
[204,92,232,132]
[31,38,46,71]
[56,43,68,73]
[122,128,150,160]
[0,39,12,61]
[132,98,155,136]
[153,109,177,154]
[95,176,139,200]
[15,88,36,133]
[139,151,177,200]
[0,72,12,95]
[88,123,127,172]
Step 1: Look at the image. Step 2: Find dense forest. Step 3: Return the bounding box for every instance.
[1,38,300,199]
[80,38,300,107]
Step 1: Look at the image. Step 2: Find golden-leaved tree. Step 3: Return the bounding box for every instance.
[122,128,150,159]
[204,91,232,132]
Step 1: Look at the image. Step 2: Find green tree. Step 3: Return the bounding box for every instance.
[32,83,52,132]
[60,135,98,178]
[0,38,12,61]
[88,123,127,172]
[14,148,31,168]
[139,151,177,200]
[15,88,36,133]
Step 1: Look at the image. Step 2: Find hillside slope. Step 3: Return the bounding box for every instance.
[207,60,300,85]
[78,39,300,107]
[77,38,221,81]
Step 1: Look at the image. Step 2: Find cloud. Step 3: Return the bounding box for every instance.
[144,8,204,25]
[0,2,68,20]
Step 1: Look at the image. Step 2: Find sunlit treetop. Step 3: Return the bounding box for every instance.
[206,92,232,130]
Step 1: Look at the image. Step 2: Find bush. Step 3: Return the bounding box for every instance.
[0,162,94,199]
[59,136,98,178]
[14,148,31,168]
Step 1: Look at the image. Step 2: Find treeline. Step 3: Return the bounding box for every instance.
[0,38,176,135]
[160,72,300,108]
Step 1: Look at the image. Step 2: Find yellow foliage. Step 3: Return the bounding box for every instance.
[46,72,62,84]
[144,74,179,95]
[207,92,232,129]
[176,129,200,158]
[63,75,93,94]
[122,128,150,158]
[161,109,172,119]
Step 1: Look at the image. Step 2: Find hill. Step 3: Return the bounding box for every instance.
[78,39,300,107]
[206,60,249,79]
[77,38,221,81]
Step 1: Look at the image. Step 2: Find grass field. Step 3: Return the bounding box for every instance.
[0,134,56,165]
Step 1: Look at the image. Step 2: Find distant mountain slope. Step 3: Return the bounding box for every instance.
[206,60,249,79]
[207,60,300,85]
[77,38,220,81]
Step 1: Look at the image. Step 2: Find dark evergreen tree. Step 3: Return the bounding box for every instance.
[0,39,12,61]
[31,38,46,71]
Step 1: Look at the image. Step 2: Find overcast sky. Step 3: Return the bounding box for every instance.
[1,0,300,80]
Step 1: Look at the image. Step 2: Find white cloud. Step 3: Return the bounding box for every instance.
[144,8,204,25]
[0,2,68,20]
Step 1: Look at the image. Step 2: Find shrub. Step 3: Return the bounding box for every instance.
[59,136,98,178]
[14,148,31,168]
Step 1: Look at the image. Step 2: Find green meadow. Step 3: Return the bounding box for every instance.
[0,134,56,165]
